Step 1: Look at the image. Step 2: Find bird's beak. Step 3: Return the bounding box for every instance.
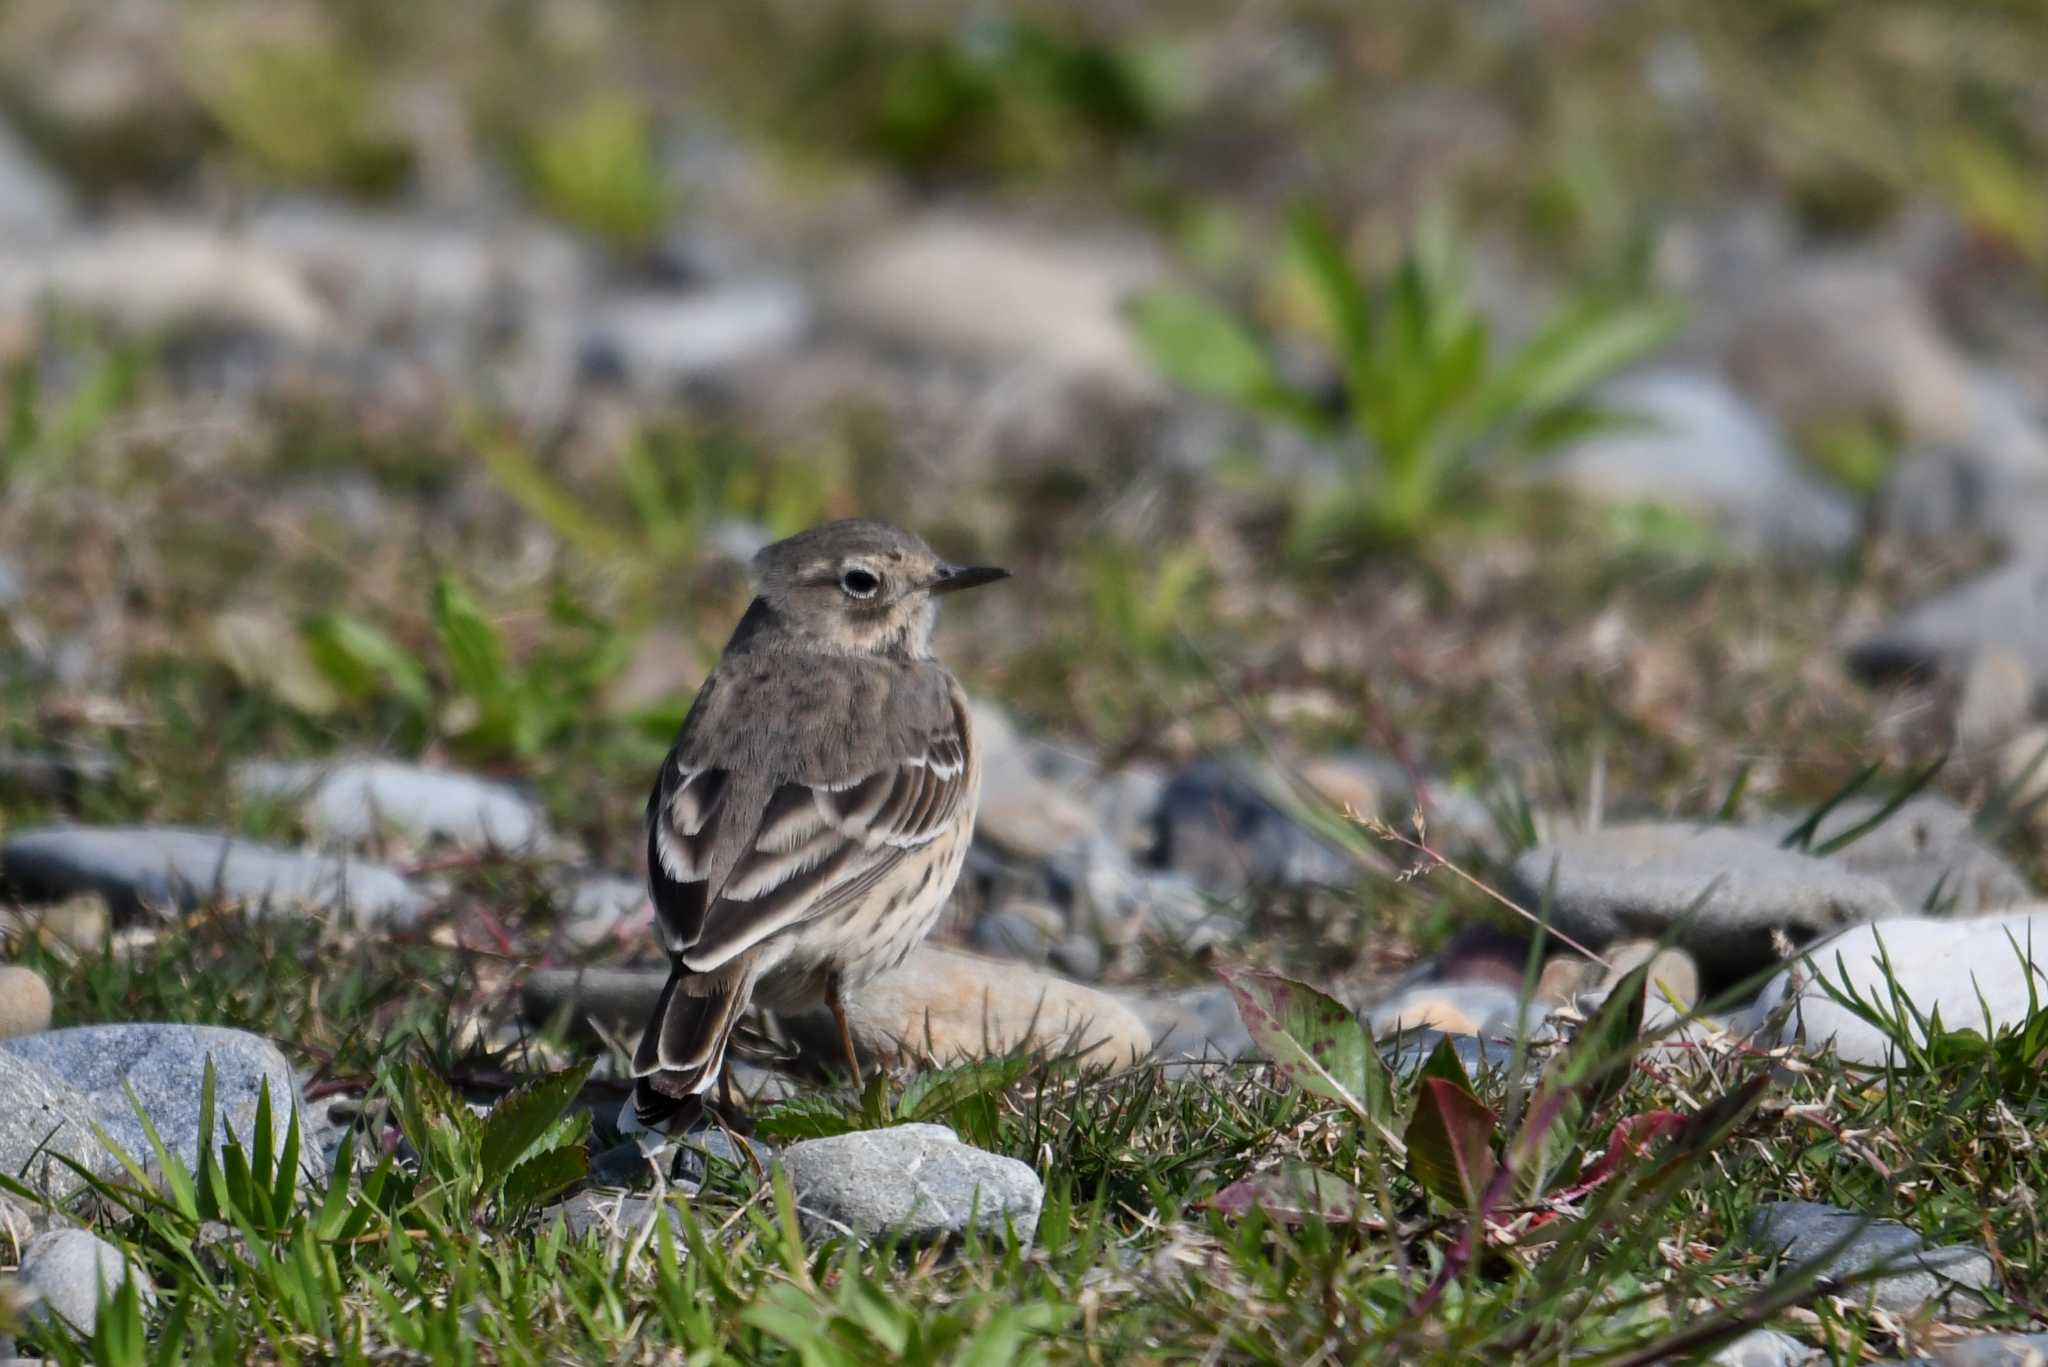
[927,563,1010,595]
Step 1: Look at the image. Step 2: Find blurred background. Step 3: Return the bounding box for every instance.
[2,0,2046,989]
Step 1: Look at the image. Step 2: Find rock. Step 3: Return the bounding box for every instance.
[1753,796,2034,917]
[16,1229,155,1336]
[234,757,556,854]
[1709,1328,1812,1366]
[546,871,650,948]
[1125,985,1252,1064]
[1751,912,2048,1065]
[0,118,72,241]
[1846,560,2048,690]
[777,1123,1042,1246]
[840,946,1150,1075]
[0,966,51,1040]
[0,223,329,344]
[0,748,117,800]
[1957,650,2039,757]
[1152,760,1356,896]
[0,1052,115,1200]
[1,826,428,927]
[1,1025,319,1189]
[1746,1201,1996,1315]
[544,1190,685,1245]
[828,216,1160,395]
[1048,934,1104,983]
[1732,255,1973,441]
[1090,765,1168,859]
[1593,940,1701,1028]
[1928,1335,2048,1367]
[1536,954,1600,1007]
[581,281,809,392]
[967,909,1053,965]
[1384,1029,1530,1080]
[0,894,110,955]
[1055,838,1225,948]
[521,967,665,1032]
[1366,982,1543,1040]
[1508,823,1903,981]
[1873,372,2048,558]
[2000,729,2048,834]
[969,701,1096,860]
[1541,369,1857,561]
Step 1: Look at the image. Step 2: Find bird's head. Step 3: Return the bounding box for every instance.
[750,518,1008,658]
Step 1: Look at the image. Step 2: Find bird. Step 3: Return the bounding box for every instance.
[623,518,1008,1142]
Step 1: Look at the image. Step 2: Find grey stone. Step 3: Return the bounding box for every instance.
[235,758,556,853]
[1152,760,1357,896]
[969,910,1052,965]
[1090,764,1168,859]
[0,748,115,800]
[1752,796,2034,917]
[1366,982,1545,1040]
[777,1123,1042,1246]
[1385,1029,1532,1081]
[1747,1201,1995,1314]
[1125,986,1252,1064]
[0,1052,116,1200]
[0,965,52,1040]
[1,826,428,927]
[17,1228,154,1336]
[1930,1334,2048,1367]
[1541,369,1857,560]
[1709,1328,1812,1366]
[1751,911,2048,1065]
[1048,934,1103,983]
[969,701,1096,861]
[1509,823,1903,980]
[521,966,665,1031]
[1846,559,2048,690]
[1873,372,2048,558]
[1,1025,318,1190]
[545,1190,685,1245]
[1056,837,1226,947]
[0,117,74,241]
[581,281,809,392]
[546,871,648,949]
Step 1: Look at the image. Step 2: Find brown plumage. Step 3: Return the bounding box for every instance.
[628,519,1006,1132]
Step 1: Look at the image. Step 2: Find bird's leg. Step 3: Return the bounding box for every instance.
[828,974,864,1090]
[718,1062,735,1114]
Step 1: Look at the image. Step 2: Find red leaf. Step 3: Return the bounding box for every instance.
[1404,1077,1499,1209]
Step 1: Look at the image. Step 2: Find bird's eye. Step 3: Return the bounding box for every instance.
[840,567,880,599]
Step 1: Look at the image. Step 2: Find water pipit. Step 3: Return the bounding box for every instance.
[623,519,1006,1147]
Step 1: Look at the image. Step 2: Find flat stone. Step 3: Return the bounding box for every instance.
[16,1228,155,1336]
[839,946,1150,1076]
[1928,1335,2048,1367]
[1747,1201,1996,1314]
[1,1025,318,1190]
[1,826,428,927]
[1542,368,1856,561]
[1873,371,2048,558]
[0,1052,115,1201]
[1846,559,2048,689]
[1508,823,1903,980]
[1751,911,2048,1065]
[1152,760,1356,897]
[777,1123,1042,1245]
[235,758,556,853]
[1752,796,2034,917]
[521,967,665,1031]
[1709,1328,1812,1366]
[0,966,51,1040]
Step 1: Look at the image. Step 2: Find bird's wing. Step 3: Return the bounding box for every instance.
[645,657,970,974]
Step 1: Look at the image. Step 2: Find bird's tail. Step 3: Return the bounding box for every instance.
[630,958,755,1132]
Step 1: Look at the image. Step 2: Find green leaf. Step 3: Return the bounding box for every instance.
[478,1062,593,1188]
[753,1094,861,1143]
[430,575,512,709]
[1207,1162,1371,1225]
[1404,1076,1499,1209]
[302,613,432,710]
[1217,966,1402,1150]
[1128,289,1321,428]
[500,1143,588,1214]
[1285,205,1372,392]
[1476,297,1684,434]
[896,1056,1034,1125]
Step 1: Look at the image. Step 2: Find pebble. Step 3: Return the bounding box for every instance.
[1873,371,2048,558]
[1919,1335,2048,1367]
[1746,1201,1995,1315]
[777,1123,1043,1246]
[0,894,111,955]
[1090,765,1168,859]
[1750,911,2048,1066]
[2000,729,2048,835]
[544,1190,685,1246]
[0,748,116,800]
[0,116,72,241]
[1365,981,1544,1040]
[968,701,1097,861]
[1048,934,1104,983]
[16,1228,155,1336]
[1384,1029,1531,1081]
[833,946,1151,1076]
[1151,760,1356,897]
[1753,796,2035,918]
[1,825,428,927]
[1507,823,1902,981]
[967,908,1053,965]
[1709,1328,1812,1366]
[1540,368,1856,561]
[235,758,557,854]
[0,965,51,1040]
[1590,940,1701,1029]
[546,871,651,949]
[1124,985,1253,1065]
[581,280,809,393]
[1,1025,319,1191]
[0,1052,113,1200]
[1845,559,2048,690]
